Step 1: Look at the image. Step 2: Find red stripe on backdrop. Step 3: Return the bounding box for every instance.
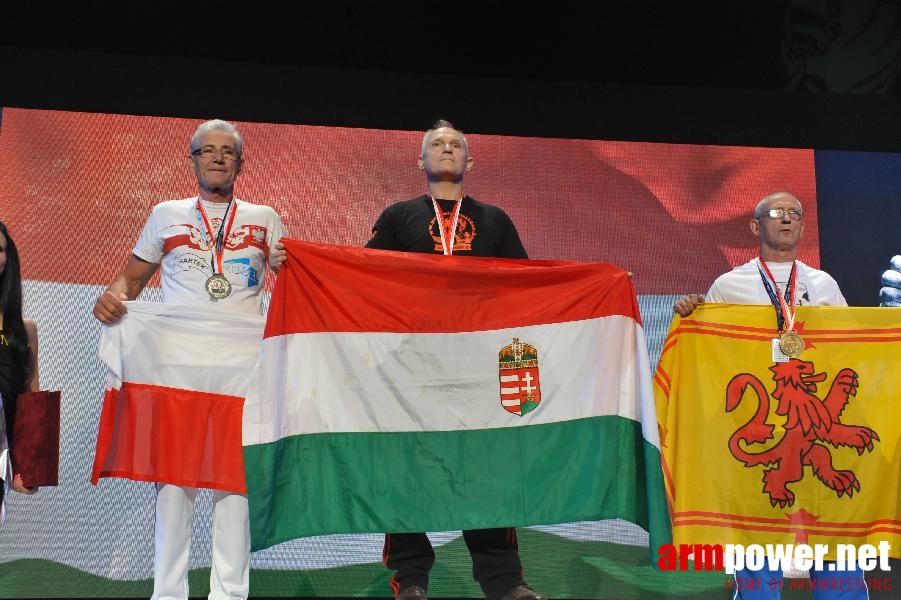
[91,382,246,493]
[266,239,638,336]
[0,108,818,293]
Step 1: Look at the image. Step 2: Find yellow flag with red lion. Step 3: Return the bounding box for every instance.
[654,304,901,558]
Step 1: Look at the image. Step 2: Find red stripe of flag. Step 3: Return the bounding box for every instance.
[91,382,246,493]
[266,239,638,338]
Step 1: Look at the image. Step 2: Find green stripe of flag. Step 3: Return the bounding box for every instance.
[245,415,670,553]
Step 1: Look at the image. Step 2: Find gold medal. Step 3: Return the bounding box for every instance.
[205,273,232,300]
[779,330,805,358]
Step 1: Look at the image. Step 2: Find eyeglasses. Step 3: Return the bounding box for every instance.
[191,145,240,161]
[759,208,803,221]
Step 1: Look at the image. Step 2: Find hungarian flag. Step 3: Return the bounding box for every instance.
[243,239,670,553]
[655,304,901,557]
[91,302,265,493]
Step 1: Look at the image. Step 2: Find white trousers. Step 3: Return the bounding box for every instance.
[151,483,250,600]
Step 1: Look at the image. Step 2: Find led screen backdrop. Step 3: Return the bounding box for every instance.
[0,108,897,598]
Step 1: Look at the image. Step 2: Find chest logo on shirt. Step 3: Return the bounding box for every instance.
[498,338,542,417]
[776,281,811,305]
[429,213,476,252]
[164,223,269,256]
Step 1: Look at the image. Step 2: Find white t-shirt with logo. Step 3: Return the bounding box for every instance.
[706,259,847,307]
[133,197,286,315]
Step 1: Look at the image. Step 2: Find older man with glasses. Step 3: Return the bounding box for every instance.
[673,191,846,317]
[92,119,286,600]
[671,191,871,600]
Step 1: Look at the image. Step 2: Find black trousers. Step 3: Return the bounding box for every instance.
[383,527,525,600]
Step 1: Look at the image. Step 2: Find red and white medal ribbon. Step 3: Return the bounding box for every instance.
[756,258,798,332]
[196,198,238,274]
[431,195,463,256]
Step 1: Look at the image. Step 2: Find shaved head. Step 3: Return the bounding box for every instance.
[753,191,802,219]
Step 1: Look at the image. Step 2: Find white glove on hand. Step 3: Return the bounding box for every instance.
[879,255,901,307]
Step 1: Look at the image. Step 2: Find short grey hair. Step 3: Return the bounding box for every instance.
[190,119,244,157]
[420,119,469,159]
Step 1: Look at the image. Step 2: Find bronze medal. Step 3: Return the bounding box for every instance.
[779,330,805,358]
[205,273,232,300]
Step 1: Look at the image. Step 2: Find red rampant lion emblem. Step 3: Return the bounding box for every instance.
[726,358,879,508]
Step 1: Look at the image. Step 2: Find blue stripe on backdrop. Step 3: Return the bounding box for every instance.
[815,150,901,307]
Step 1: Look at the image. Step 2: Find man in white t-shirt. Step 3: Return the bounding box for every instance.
[673,192,867,600]
[92,119,286,600]
[674,191,846,316]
